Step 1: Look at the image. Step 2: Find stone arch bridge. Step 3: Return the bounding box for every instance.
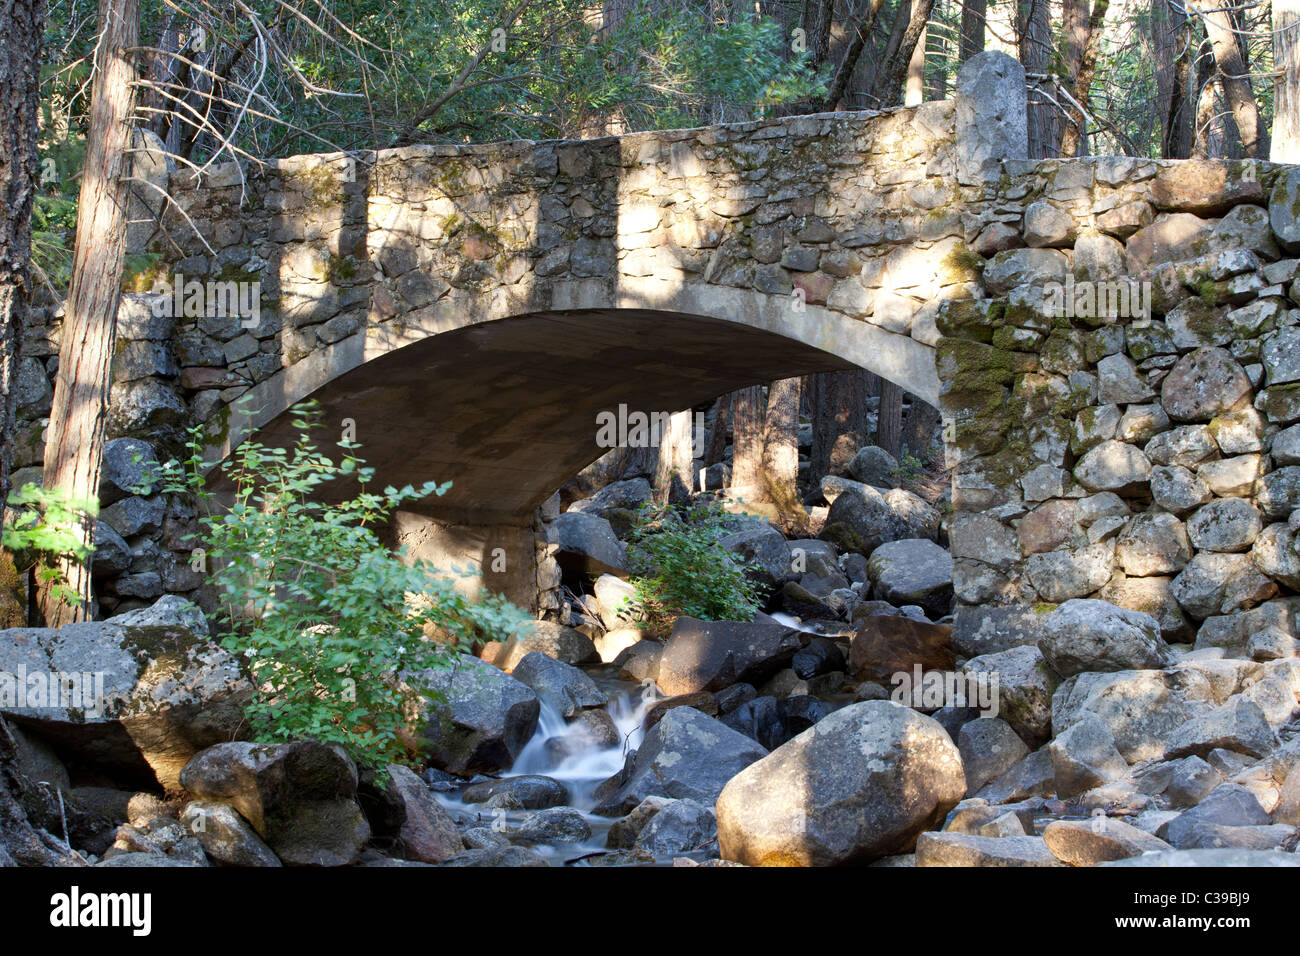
[15,53,1300,650]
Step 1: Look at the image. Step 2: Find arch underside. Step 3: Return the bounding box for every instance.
[212,307,900,525]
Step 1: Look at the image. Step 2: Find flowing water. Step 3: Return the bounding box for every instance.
[431,672,669,864]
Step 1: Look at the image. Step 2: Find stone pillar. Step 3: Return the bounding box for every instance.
[954,51,1027,186]
[389,512,539,613]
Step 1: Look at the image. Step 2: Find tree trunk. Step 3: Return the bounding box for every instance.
[1058,0,1110,157]
[872,0,936,108]
[761,377,805,532]
[905,23,927,105]
[704,393,730,468]
[1018,0,1059,157]
[730,385,766,503]
[0,0,45,535]
[1274,0,1300,161]
[808,369,869,491]
[903,394,940,459]
[819,0,890,110]
[1154,0,1196,158]
[39,0,139,626]
[960,0,986,62]
[877,378,904,458]
[1189,0,1265,157]
[653,409,696,502]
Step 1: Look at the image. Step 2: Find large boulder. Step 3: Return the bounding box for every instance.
[960,644,1058,748]
[0,599,251,790]
[718,524,793,593]
[1039,599,1173,677]
[656,615,802,696]
[850,616,955,683]
[385,764,463,863]
[866,538,954,619]
[410,654,540,775]
[509,651,607,718]
[566,478,652,522]
[548,512,627,577]
[591,707,766,817]
[486,621,600,672]
[716,702,966,866]
[1052,668,1216,763]
[179,740,370,867]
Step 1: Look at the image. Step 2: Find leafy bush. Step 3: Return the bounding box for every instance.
[625,500,764,635]
[153,402,531,774]
[2,483,98,610]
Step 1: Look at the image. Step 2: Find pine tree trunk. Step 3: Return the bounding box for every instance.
[1274,0,1300,161]
[960,0,986,62]
[1190,0,1266,156]
[903,395,941,459]
[653,409,696,501]
[808,370,868,490]
[905,24,927,105]
[761,377,804,531]
[704,394,730,467]
[0,0,45,535]
[877,378,904,459]
[39,0,138,626]
[1019,0,1059,157]
[730,385,766,503]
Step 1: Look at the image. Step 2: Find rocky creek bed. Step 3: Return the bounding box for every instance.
[1,440,1299,867]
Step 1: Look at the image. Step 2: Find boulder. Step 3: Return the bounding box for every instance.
[567,478,652,522]
[718,524,793,592]
[847,446,899,487]
[958,718,1030,795]
[178,740,369,867]
[1042,818,1172,865]
[866,538,954,619]
[1157,784,1271,847]
[548,512,627,577]
[1052,668,1215,763]
[487,621,600,671]
[1039,599,1172,677]
[509,652,606,718]
[591,707,766,817]
[915,832,1063,867]
[1163,697,1278,759]
[592,574,640,630]
[716,702,966,866]
[0,602,250,790]
[180,800,281,867]
[850,616,955,683]
[1048,714,1130,798]
[633,798,717,857]
[411,654,540,775]
[961,644,1058,748]
[385,764,463,863]
[656,614,802,696]
[462,775,568,810]
[511,807,591,845]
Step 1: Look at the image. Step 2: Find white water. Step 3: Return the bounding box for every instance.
[508,679,663,810]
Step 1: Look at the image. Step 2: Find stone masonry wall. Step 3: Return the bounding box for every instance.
[943,157,1300,657]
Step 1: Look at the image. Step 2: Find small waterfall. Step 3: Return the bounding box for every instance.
[507,679,663,810]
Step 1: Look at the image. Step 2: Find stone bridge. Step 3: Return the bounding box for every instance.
[13,53,1300,650]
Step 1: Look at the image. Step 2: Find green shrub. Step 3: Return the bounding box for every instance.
[2,483,98,610]
[625,500,764,635]
[153,402,531,774]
